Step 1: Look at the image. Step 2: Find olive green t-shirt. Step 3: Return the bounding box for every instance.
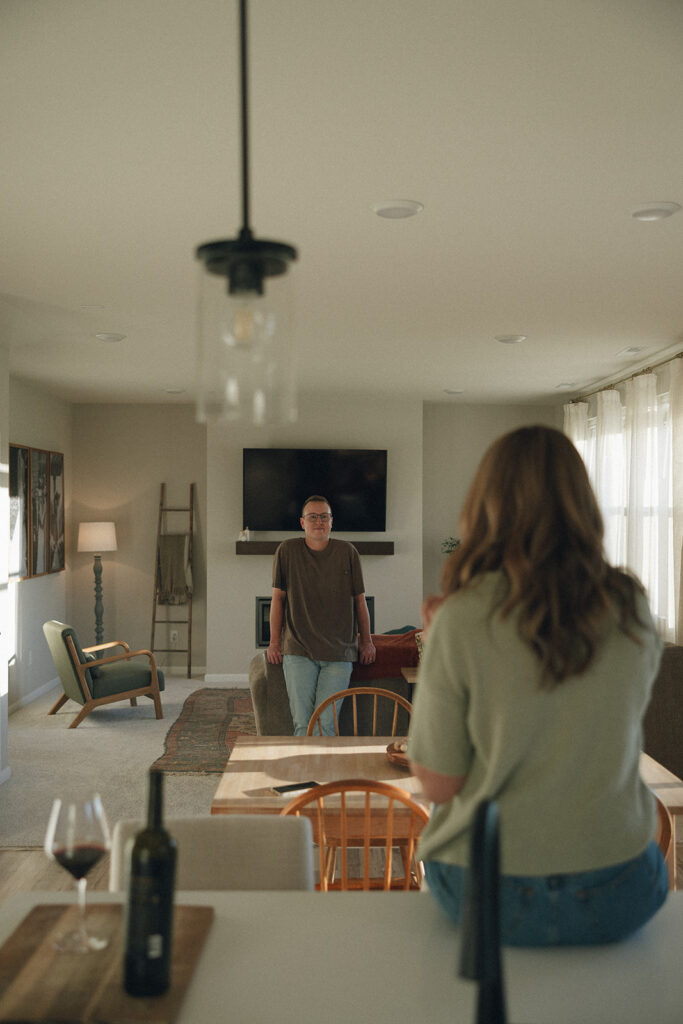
[272,537,365,662]
[407,571,663,875]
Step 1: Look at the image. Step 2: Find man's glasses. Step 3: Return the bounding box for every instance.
[303,513,332,522]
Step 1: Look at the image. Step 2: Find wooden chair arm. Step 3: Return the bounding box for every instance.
[83,640,131,654]
[87,648,157,669]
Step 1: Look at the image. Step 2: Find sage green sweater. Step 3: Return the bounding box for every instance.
[407,572,662,875]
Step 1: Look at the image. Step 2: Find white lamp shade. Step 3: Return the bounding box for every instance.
[77,521,118,553]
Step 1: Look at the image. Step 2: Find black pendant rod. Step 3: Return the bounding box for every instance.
[239,0,251,233]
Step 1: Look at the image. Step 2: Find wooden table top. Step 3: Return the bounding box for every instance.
[210,735,423,815]
[640,751,683,814]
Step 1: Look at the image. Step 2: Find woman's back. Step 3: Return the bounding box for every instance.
[409,571,662,875]
[408,425,668,945]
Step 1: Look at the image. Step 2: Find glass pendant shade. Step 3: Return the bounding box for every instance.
[196,250,297,425]
[194,0,297,426]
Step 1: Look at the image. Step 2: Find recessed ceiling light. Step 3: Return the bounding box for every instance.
[631,202,681,221]
[617,346,645,356]
[555,383,577,391]
[95,332,126,343]
[163,387,186,395]
[371,200,424,219]
[495,334,526,344]
[443,388,465,395]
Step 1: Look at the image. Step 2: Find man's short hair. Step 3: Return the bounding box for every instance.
[301,494,332,516]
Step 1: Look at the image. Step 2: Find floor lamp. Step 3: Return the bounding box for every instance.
[77,521,118,646]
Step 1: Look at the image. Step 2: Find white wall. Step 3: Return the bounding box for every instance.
[422,402,563,595]
[205,393,424,677]
[0,347,9,780]
[70,404,207,672]
[7,379,72,709]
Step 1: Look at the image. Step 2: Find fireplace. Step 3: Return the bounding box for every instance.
[255,596,374,647]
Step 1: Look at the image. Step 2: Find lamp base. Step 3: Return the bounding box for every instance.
[93,554,104,647]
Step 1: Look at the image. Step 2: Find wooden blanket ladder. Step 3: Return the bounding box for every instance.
[150,482,195,677]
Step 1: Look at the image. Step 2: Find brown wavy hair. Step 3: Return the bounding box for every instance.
[441,425,646,686]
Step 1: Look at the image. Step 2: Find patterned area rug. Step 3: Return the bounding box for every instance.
[151,687,256,773]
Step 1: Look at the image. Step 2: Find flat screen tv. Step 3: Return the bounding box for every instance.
[243,448,387,532]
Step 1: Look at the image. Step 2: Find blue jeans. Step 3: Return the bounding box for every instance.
[282,656,353,736]
[424,841,668,947]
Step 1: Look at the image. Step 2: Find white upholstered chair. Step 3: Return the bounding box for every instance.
[109,814,314,892]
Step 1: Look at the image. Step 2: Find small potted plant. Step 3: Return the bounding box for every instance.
[441,536,461,556]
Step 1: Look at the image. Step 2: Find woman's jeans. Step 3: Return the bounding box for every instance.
[282,655,353,736]
[424,841,668,946]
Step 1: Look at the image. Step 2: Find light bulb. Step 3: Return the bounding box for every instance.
[233,306,255,345]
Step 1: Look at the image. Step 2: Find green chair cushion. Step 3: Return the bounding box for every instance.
[83,653,102,679]
[43,621,89,705]
[91,661,165,700]
[62,626,98,688]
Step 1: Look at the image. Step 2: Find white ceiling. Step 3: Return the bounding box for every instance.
[2,0,683,408]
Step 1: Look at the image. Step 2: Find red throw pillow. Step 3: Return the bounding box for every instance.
[351,629,420,682]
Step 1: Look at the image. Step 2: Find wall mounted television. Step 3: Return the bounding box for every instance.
[243,448,387,532]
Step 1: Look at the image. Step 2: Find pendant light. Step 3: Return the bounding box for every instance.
[195,0,298,425]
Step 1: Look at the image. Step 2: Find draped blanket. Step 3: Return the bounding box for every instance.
[158,533,193,605]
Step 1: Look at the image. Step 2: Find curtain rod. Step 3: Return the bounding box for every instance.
[571,350,683,404]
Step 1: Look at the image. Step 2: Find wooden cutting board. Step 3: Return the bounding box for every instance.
[0,902,214,1023]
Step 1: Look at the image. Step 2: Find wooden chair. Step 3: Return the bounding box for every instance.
[306,686,412,737]
[654,793,674,888]
[281,778,429,891]
[43,620,164,728]
[109,814,314,892]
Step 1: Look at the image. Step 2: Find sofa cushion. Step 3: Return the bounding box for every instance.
[351,629,421,683]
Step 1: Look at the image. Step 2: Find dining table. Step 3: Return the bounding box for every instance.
[1,888,683,1023]
[210,734,426,815]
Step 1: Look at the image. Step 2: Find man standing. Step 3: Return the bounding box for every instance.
[266,495,376,735]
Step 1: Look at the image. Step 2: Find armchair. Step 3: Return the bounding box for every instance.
[43,620,165,729]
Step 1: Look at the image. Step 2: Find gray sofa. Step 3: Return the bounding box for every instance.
[249,630,420,736]
[250,638,683,764]
[643,643,683,778]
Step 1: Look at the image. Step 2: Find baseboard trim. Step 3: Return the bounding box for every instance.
[204,673,249,686]
[8,678,60,716]
[163,666,208,678]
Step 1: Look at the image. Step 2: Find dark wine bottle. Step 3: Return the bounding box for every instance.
[124,771,177,997]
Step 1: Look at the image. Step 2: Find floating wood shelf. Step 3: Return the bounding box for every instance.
[235,541,394,555]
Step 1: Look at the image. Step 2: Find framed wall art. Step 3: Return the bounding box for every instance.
[9,445,65,579]
[9,445,29,578]
[49,451,65,571]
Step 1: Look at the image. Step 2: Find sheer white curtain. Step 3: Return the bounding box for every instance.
[564,372,675,639]
[669,360,683,638]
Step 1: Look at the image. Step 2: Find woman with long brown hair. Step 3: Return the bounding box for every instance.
[408,425,668,945]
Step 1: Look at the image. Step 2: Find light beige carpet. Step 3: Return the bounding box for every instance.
[0,678,248,848]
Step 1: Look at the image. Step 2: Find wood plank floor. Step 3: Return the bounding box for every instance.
[0,848,112,904]
[1,845,682,904]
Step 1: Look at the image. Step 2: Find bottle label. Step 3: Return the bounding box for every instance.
[147,934,164,959]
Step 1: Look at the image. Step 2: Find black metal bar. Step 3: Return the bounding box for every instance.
[460,800,507,1024]
[239,0,250,231]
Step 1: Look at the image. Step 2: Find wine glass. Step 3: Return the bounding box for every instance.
[44,792,112,953]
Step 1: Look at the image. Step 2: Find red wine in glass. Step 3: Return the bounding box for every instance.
[44,794,112,953]
[53,843,107,880]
